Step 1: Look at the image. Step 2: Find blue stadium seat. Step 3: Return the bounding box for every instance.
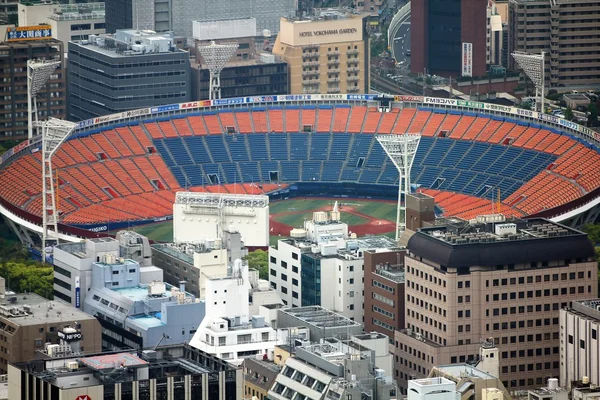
[268,133,288,161]
[239,162,260,182]
[163,138,193,165]
[302,161,321,181]
[247,134,269,160]
[225,135,250,162]
[281,161,300,182]
[366,140,387,168]
[205,136,231,163]
[221,163,240,184]
[185,137,211,164]
[359,169,381,183]
[330,134,351,161]
[153,141,177,167]
[260,161,279,182]
[181,165,205,186]
[321,161,342,181]
[290,133,309,161]
[310,133,330,160]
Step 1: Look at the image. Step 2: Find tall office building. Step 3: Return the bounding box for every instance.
[105,0,296,37]
[395,217,597,392]
[67,29,191,121]
[272,10,370,95]
[509,0,600,86]
[0,37,65,140]
[411,0,487,77]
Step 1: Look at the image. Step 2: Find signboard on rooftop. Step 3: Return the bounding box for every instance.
[6,25,52,42]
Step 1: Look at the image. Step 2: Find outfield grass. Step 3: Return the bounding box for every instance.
[274,211,369,228]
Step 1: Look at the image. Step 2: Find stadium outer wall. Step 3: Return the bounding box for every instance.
[1,94,600,244]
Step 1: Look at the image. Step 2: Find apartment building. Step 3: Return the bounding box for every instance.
[560,299,600,388]
[395,216,597,392]
[509,0,600,86]
[0,38,65,140]
[272,10,370,94]
[363,248,406,339]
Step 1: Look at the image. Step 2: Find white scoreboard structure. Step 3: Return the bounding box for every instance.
[173,192,269,247]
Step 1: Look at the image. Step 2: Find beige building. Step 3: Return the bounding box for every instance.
[273,10,370,95]
[560,300,600,389]
[509,0,600,86]
[0,293,101,374]
[395,217,598,393]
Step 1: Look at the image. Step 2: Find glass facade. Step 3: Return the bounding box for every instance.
[300,254,321,306]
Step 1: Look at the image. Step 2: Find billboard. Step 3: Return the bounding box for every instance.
[75,276,81,308]
[462,42,473,77]
[6,25,52,42]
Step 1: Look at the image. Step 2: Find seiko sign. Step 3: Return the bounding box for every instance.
[58,331,83,341]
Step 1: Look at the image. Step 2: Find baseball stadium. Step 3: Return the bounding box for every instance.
[1,94,599,247]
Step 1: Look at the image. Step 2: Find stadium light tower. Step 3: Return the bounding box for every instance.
[376,133,421,241]
[512,51,545,113]
[41,118,78,252]
[28,59,61,139]
[198,41,238,100]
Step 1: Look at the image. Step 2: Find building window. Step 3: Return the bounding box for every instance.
[270,269,276,277]
[281,274,287,281]
[281,286,288,294]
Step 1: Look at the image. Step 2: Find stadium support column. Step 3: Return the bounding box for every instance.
[27,60,61,140]
[41,118,78,253]
[512,51,546,113]
[376,133,421,241]
[197,41,238,100]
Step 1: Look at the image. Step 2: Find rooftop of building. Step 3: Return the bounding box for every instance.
[564,93,590,101]
[283,7,366,22]
[0,293,95,327]
[70,29,186,58]
[434,364,497,380]
[373,262,405,283]
[48,2,104,21]
[242,357,281,389]
[568,299,600,321]
[352,332,389,342]
[112,282,195,303]
[279,306,362,329]
[410,376,455,387]
[408,217,595,268]
[13,345,237,387]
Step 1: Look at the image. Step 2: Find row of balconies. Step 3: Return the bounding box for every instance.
[302,71,319,77]
[302,79,320,85]
[302,60,320,67]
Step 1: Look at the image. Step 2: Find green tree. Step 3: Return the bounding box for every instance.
[588,102,598,127]
[244,249,269,280]
[0,261,54,299]
[564,106,574,121]
[521,102,532,111]
[582,224,600,246]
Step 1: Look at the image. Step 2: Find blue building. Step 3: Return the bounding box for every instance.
[84,256,205,350]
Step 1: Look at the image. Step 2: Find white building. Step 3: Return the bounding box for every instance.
[269,341,397,400]
[18,2,106,52]
[189,259,279,365]
[269,204,398,322]
[173,192,269,247]
[407,377,461,400]
[560,300,600,388]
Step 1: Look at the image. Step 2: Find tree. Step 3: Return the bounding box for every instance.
[521,102,532,111]
[564,106,574,121]
[588,102,598,127]
[582,224,600,246]
[0,261,54,299]
[244,249,269,280]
